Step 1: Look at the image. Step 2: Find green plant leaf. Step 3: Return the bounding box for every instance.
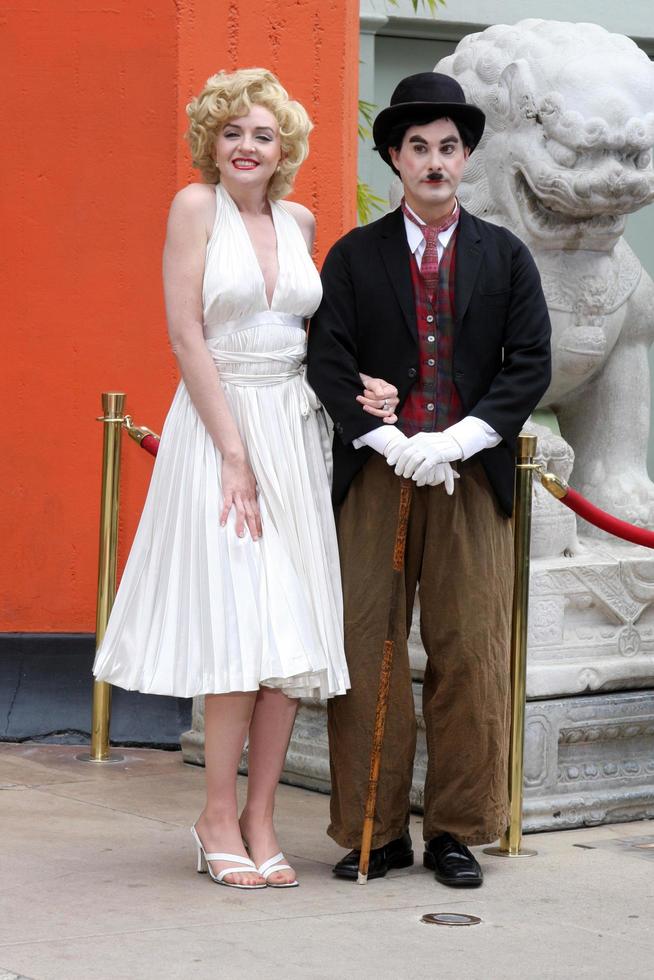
[387,0,444,12]
[357,181,387,224]
[358,99,377,139]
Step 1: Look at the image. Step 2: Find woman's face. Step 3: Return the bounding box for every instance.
[214,104,282,191]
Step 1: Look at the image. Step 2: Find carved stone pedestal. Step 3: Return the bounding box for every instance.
[180,696,207,768]
[181,684,654,832]
[180,539,654,832]
[523,689,654,830]
[527,541,654,698]
[278,686,654,833]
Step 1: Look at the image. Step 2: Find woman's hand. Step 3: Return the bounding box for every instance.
[357,373,400,424]
[220,455,262,540]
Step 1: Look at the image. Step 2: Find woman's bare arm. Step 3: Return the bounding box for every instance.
[283,200,316,252]
[163,184,261,539]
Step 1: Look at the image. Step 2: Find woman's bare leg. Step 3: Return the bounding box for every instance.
[195,691,264,886]
[239,687,299,885]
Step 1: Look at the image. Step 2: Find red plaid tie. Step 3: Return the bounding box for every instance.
[401,199,460,294]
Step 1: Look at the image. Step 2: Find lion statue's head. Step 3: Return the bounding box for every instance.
[437,20,654,252]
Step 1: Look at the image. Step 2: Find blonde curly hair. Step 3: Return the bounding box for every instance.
[186,68,312,200]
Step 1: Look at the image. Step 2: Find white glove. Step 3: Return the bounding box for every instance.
[384,433,460,494]
[420,461,459,494]
[386,432,463,480]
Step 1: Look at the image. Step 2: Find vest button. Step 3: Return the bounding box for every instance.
[427,358,435,366]
[427,335,435,343]
[426,403,435,412]
[408,367,418,379]
[426,315,434,323]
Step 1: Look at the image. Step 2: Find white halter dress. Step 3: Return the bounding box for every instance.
[93,184,348,699]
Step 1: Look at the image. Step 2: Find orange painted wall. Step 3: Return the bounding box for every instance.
[1,1,359,632]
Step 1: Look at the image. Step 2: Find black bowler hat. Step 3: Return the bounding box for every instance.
[372,72,485,168]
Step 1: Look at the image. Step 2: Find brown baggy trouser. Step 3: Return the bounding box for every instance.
[328,455,514,849]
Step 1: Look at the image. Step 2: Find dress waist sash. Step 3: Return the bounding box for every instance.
[218,369,300,386]
[208,347,321,420]
[204,329,332,483]
[210,347,305,386]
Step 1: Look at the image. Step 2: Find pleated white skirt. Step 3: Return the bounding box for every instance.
[93,316,348,699]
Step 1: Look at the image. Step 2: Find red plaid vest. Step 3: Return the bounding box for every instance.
[397,231,464,437]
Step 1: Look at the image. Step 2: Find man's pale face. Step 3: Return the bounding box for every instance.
[389,117,469,219]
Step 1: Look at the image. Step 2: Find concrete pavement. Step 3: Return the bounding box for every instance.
[1,743,652,980]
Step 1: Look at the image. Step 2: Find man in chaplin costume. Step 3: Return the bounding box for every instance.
[307,73,551,886]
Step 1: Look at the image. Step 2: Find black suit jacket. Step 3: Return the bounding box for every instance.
[307,206,551,515]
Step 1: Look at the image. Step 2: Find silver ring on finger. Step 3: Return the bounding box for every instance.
[382,399,389,411]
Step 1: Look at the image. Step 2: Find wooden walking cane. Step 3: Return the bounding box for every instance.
[357,477,413,884]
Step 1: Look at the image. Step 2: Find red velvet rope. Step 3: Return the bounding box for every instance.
[131,441,654,548]
[560,486,654,549]
[140,434,159,457]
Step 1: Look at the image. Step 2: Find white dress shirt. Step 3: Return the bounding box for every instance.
[353,201,501,460]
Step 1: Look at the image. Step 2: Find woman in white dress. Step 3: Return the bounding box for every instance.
[93,68,398,889]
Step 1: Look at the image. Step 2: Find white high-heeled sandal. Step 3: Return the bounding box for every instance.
[191,826,266,890]
[257,852,299,888]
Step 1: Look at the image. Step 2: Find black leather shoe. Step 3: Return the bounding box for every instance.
[423,833,483,887]
[332,830,414,880]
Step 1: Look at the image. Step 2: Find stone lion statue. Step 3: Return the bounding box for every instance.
[437,19,654,530]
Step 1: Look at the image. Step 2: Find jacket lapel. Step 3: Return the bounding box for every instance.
[454,208,483,327]
[378,208,418,344]
[376,206,483,339]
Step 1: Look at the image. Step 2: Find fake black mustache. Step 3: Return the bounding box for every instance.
[426,172,444,182]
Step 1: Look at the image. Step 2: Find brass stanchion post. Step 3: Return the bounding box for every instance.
[485,432,537,858]
[77,392,126,764]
